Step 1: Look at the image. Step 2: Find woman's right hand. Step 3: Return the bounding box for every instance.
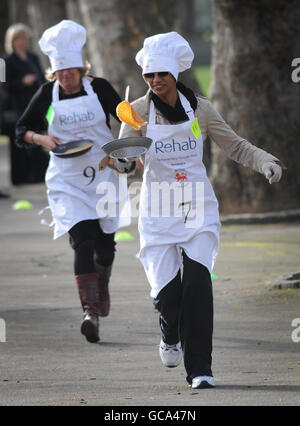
[34,134,62,150]
[22,74,37,86]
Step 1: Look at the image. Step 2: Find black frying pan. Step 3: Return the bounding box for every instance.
[52,140,94,158]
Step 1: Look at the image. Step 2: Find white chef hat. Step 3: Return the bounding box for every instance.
[39,20,86,72]
[135,32,194,80]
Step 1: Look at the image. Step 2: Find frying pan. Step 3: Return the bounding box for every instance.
[52,140,94,158]
[101,136,152,159]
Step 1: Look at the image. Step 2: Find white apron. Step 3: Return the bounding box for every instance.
[138,92,221,298]
[45,77,130,239]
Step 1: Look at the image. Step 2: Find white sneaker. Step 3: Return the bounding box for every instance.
[191,376,215,389]
[159,340,183,368]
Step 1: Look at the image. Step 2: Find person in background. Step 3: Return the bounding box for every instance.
[15,20,130,343]
[3,23,48,185]
[117,32,284,389]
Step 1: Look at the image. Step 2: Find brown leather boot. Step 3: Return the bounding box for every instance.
[94,263,112,317]
[75,273,100,343]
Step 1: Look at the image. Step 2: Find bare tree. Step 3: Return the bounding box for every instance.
[210,0,300,213]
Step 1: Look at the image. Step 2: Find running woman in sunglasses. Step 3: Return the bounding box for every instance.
[118,32,284,389]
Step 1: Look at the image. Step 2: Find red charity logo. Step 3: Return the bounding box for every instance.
[175,172,188,182]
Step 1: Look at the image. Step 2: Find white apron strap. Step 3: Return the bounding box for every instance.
[52,80,60,102]
[149,99,156,124]
[81,77,94,95]
[178,92,195,121]
[52,77,94,102]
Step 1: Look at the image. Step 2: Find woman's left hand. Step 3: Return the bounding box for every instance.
[262,162,282,184]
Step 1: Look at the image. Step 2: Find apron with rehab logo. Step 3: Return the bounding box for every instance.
[45,77,130,239]
[138,92,221,298]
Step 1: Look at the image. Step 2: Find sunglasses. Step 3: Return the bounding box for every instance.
[143,71,170,79]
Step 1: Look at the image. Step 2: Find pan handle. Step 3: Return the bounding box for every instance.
[125,85,130,102]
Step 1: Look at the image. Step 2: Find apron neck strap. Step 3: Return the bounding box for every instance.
[81,77,93,95]
[149,99,156,124]
[178,91,195,121]
[52,77,93,102]
[149,91,195,124]
[52,80,60,102]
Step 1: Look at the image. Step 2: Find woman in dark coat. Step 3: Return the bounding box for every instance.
[3,23,48,185]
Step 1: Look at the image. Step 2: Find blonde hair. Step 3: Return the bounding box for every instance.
[45,62,92,81]
[5,23,31,54]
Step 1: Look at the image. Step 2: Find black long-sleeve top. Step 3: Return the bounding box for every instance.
[16,77,121,149]
[4,51,45,116]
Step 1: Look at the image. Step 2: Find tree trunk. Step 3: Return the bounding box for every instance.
[65,0,82,23]
[210,0,300,213]
[177,0,197,35]
[65,0,89,64]
[8,0,30,26]
[27,0,67,69]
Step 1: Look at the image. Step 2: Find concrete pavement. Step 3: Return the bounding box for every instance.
[0,140,300,406]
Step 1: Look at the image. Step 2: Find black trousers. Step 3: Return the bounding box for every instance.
[68,220,116,275]
[153,250,213,384]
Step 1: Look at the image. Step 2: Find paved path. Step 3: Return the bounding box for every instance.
[0,140,299,406]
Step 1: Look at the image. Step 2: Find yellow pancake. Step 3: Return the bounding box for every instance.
[116,101,147,130]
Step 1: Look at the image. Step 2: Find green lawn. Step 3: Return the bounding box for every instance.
[194,65,211,99]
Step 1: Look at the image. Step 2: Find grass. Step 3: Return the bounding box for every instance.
[194,65,211,99]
